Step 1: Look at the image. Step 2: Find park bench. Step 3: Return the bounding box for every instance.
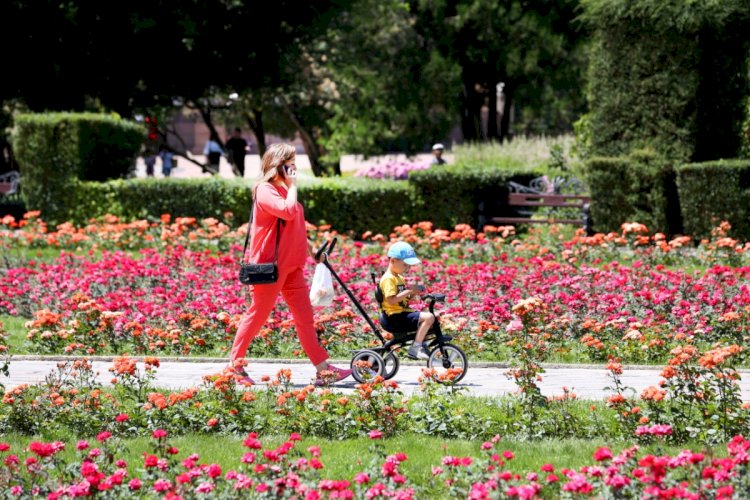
[0,171,20,198]
[477,176,594,235]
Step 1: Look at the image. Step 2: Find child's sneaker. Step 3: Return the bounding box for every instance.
[314,365,353,386]
[407,344,430,360]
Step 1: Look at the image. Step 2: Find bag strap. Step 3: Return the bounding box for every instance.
[241,198,281,264]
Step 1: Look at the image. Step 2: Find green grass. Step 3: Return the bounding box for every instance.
[2,245,145,264]
[1,314,26,350]
[2,432,724,486]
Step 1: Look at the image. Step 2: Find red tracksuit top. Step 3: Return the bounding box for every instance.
[247,183,308,271]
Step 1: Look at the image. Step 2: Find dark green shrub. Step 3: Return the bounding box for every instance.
[409,164,541,230]
[581,0,750,162]
[584,150,682,235]
[12,113,144,223]
[676,160,750,241]
[13,114,83,223]
[75,115,145,181]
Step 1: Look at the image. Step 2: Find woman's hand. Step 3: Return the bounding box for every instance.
[285,164,298,188]
[307,240,321,263]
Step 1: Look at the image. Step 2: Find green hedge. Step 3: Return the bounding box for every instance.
[676,160,750,241]
[68,178,251,226]
[62,177,410,236]
[409,164,541,230]
[300,177,413,236]
[584,150,682,235]
[12,113,144,223]
[35,166,548,236]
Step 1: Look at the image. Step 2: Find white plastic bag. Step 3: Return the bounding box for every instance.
[309,263,335,307]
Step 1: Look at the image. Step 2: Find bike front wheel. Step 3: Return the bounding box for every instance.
[427,343,468,383]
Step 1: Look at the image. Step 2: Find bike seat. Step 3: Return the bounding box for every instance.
[424,293,446,302]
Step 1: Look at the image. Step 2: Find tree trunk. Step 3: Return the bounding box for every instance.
[487,80,500,140]
[279,99,340,177]
[244,108,267,157]
[499,83,515,142]
[196,106,221,175]
[460,80,482,141]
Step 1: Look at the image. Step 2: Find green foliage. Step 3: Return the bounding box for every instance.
[581,0,750,162]
[50,165,549,237]
[584,150,681,235]
[742,100,750,159]
[676,160,750,241]
[409,164,540,230]
[300,177,414,237]
[289,0,462,167]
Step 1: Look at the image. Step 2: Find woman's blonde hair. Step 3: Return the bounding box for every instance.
[253,143,296,195]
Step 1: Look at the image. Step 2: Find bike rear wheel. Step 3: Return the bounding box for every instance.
[350,350,385,383]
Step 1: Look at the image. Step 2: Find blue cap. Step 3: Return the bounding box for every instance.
[387,241,421,265]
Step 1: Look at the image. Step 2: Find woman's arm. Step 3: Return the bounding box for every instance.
[256,183,298,220]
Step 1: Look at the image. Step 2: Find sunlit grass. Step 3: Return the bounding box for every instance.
[1,314,26,351]
[453,134,580,171]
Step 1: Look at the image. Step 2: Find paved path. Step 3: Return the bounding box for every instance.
[6,358,750,400]
[134,152,450,179]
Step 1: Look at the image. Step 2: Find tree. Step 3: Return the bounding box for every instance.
[271,0,462,175]
[411,0,588,141]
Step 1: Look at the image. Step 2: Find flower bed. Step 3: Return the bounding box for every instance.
[2,427,750,498]
[4,211,750,495]
[3,217,750,366]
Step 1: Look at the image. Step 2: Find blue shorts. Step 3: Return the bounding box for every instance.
[380,311,420,335]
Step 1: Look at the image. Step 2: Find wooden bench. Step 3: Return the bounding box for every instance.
[477,176,594,235]
[0,171,20,198]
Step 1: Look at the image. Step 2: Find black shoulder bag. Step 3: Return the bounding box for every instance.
[238,201,281,285]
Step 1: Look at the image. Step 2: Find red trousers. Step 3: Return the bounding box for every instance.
[230,266,329,366]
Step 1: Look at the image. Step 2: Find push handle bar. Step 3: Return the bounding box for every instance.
[315,237,338,262]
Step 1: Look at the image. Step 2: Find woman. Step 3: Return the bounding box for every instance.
[231,143,352,386]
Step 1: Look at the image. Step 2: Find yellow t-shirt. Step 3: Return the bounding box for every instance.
[379,270,414,316]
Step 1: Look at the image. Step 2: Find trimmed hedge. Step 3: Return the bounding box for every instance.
[409,164,541,230]
[584,150,682,235]
[12,113,144,223]
[56,169,543,237]
[676,160,750,241]
[581,0,750,163]
[63,177,410,236]
[300,177,413,237]
[68,178,251,226]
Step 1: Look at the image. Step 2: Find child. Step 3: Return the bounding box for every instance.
[378,241,435,360]
[158,144,174,177]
